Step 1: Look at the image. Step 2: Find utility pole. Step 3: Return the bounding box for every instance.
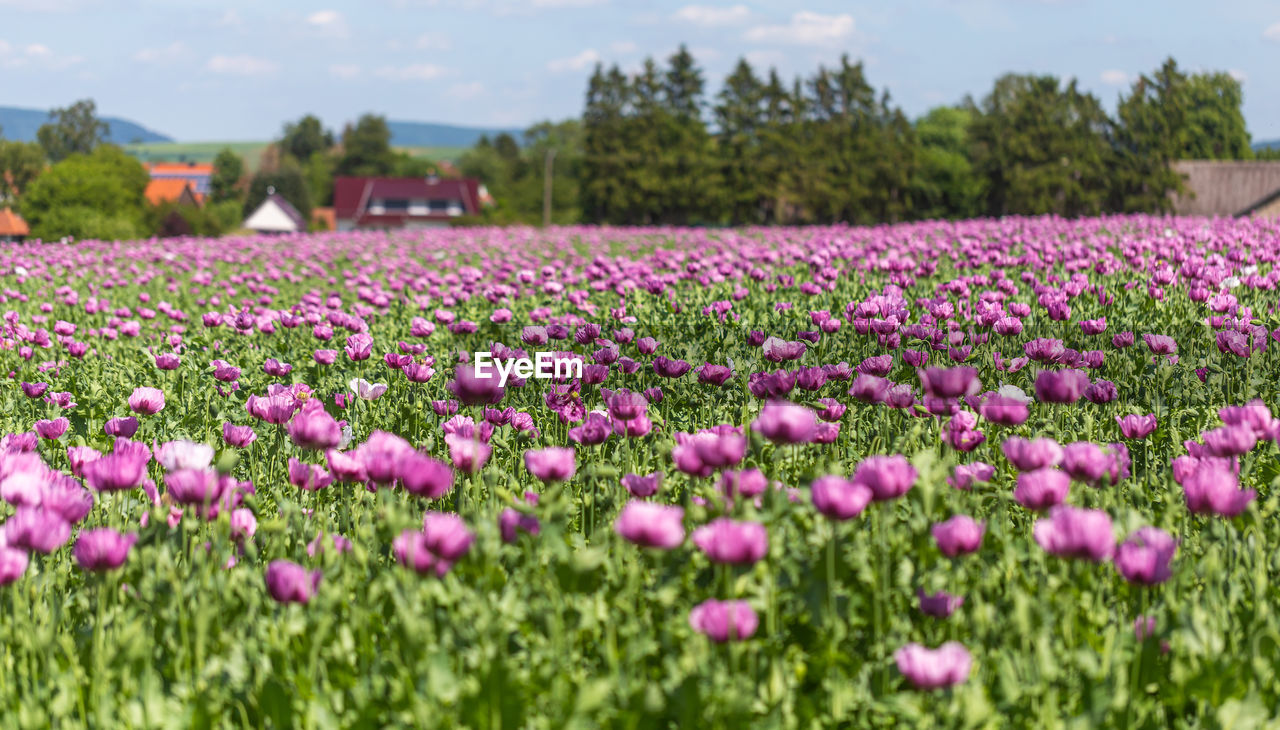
[542,148,556,227]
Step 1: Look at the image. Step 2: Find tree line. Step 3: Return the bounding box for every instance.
[460,52,1273,226]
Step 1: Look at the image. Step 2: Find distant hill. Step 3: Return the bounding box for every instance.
[1255,139,1280,152]
[0,105,172,145]
[386,120,524,148]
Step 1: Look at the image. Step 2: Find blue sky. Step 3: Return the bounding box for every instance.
[2,0,1279,141]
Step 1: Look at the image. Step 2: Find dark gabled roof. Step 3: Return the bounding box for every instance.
[333,177,482,223]
[1171,161,1280,217]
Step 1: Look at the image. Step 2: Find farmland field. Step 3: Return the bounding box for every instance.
[122,141,467,170]
[2,217,1280,728]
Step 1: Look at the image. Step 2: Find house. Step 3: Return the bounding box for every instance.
[0,208,29,242]
[312,207,336,231]
[333,176,487,230]
[146,162,213,204]
[145,178,202,208]
[1170,161,1280,218]
[243,192,306,233]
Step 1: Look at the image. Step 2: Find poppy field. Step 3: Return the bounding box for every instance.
[2,215,1280,728]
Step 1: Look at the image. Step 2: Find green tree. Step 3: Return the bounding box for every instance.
[36,99,110,163]
[0,138,46,204]
[280,114,335,164]
[715,58,766,224]
[210,147,245,203]
[19,145,148,240]
[336,114,396,177]
[969,74,1113,217]
[1110,59,1253,212]
[243,156,312,223]
[909,106,985,220]
[581,64,635,223]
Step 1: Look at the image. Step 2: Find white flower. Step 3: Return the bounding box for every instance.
[338,424,354,450]
[156,440,215,471]
[997,384,1033,404]
[1223,276,1241,290]
[14,266,28,277]
[349,378,388,400]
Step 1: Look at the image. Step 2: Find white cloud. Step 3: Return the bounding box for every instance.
[133,41,187,64]
[374,63,447,81]
[547,48,601,72]
[307,9,341,25]
[673,4,750,26]
[329,64,360,79]
[206,54,279,75]
[449,81,486,99]
[1263,22,1280,41]
[531,0,607,6]
[744,11,854,45]
[1229,69,1247,82]
[1100,69,1129,86]
[416,32,452,50]
[215,9,243,27]
[610,40,637,54]
[0,40,82,70]
[306,9,348,37]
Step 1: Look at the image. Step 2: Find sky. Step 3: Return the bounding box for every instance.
[2,0,1279,142]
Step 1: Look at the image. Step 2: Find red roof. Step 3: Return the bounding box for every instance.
[0,208,29,237]
[145,179,202,206]
[333,177,482,225]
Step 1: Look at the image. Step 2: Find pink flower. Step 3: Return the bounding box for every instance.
[264,560,322,604]
[422,512,475,562]
[73,528,138,572]
[919,366,979,398]
[1033,505,1115,561]
[948,462,995,490]
[104,417,139,438]
[1183,462,1256,517]
[895,642,972,690]
[445,434,491,474]
[1014,468,1071,510]
[448,365,505,406]
[222,423,257,448]
[810,475,873,520]
[34,417,68,440]
[691,518,768,564]
[621,471,663,498]
[524,447,576,482]
[1002,437,1063,471]
[499,507,540,543]
[396,452,453,499]
[614,501,685,549]
[1115,527,1176,585]
[344,333,374,361]
[853,454,917,501]
[753,400,817,444]
[288,400,343,450]
[128,387,165,415]
[932,516,985,557]
[917,590,964,618]
[689,599,758,642]
[1116,414,1158,440]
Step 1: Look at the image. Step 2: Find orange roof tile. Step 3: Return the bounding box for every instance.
[0,208,29,237]
[145,179,195,206]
